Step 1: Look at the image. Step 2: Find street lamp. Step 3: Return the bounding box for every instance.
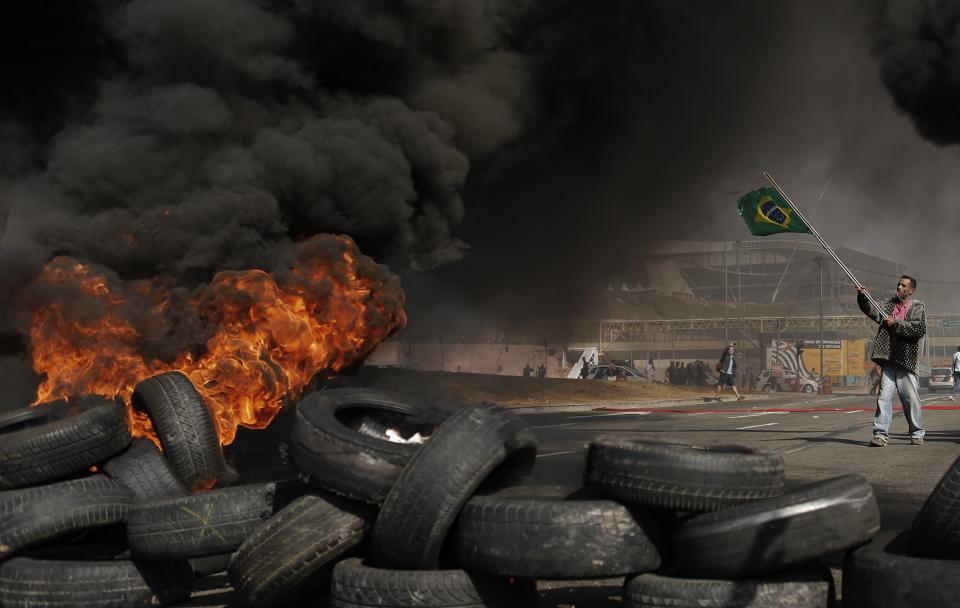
[721,190,741,346]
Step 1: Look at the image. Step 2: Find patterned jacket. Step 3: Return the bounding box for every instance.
[858,293,926,373]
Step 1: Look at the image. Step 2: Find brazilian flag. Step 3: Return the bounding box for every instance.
[736,187,811,236]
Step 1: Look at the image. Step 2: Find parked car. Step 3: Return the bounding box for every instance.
[585,364,649,382]
[927,367,953,393]
[756,369,819,394]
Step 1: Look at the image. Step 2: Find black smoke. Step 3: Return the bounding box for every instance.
[873,0,960,145]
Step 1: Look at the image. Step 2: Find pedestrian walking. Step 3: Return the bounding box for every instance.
[949,346,960,401]
[858,276,926,447]
[714,343,745,402]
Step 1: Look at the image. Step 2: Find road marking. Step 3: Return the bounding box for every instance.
[735,422,780,430]
[536,450,579,458]
[569,412,653,419]
[531,422,576,429]
[777,396,848,407]
[784,446,808,453]
[844,410,862,414]
[725,412,791,419]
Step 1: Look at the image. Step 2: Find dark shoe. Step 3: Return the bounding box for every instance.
[869,435,888,447]
[910,437,924,446]
[737,396,746,402]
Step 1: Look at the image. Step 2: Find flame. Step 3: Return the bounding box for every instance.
[26,234,406,445]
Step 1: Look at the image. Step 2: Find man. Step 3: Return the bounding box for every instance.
[714,343,746,402]
[949,346,960,401]
[858,276,926,446]
[522,363,533,377]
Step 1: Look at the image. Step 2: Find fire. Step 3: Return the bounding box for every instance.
[26,234,406,445]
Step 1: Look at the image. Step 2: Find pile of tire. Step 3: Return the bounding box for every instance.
[0,370,295,608]
[3,378,959,608]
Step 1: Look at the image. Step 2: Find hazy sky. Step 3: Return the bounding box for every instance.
[2,0,960,339]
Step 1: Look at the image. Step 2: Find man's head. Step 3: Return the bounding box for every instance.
[896,275,916,300]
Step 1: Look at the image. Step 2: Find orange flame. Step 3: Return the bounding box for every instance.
[27,234,406,445]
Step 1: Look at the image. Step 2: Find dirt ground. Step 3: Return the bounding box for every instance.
[325,366,718,406]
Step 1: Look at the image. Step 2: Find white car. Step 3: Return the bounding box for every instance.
[928,367,954,393]
[757,370,819,394]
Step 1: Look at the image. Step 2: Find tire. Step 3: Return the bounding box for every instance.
[370,405,537,569]
[908,454,960,558]
[0,475,134,560]
[132,371,227,491]
[0,547,192,608]
[0,396,131,490]
[103,438,188,500]
[127,480,304,560]
[583,438,785,512]
[453,494,665,578]
[843,530,960,607]
[623,567,834,608]
[289,389,447,504]
[675,474,880,578]
[802,384,815,393]
[229,493,372,608]
[330,558,536,608]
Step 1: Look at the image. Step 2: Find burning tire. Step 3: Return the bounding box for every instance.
[843,530,960,607]
[674,475,880,578]
[0,475,134,561]
[623,567,834,608]
[289,388,447,504]
[0,547,193,608]
[229,493,371,607]
[103,438,188,500]
[0,396,131,490]
[126,480,304,560]
[132,371,228,491]
[330,558,536,608]
[907,454,960,558]
[370,404,537,569]
[583,438,785,512]
[453,493,666,578]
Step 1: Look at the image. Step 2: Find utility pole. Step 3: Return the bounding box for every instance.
[818,258,825,393]
[721,190,741,347]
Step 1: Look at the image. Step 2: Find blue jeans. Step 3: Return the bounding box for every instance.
[875,362,924,439]
[951,371,960,396]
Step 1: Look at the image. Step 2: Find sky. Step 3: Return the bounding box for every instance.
[2,0,960,395]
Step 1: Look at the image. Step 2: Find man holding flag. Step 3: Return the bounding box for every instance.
[857,278,926,446]
[736,175,927,447]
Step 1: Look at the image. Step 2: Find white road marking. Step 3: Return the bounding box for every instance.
[536,450,579,458]
[784,446,808,453]
[568,412,653,419]
[725,412,791,419]
[735,422,780,430]
[844,410,862,414]
[530,422,577,429]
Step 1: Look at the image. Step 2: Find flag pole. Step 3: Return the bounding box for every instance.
[762,172,885,319]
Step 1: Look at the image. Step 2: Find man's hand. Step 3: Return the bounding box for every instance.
[883,316,895,328]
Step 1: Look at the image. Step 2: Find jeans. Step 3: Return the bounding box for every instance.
[875,362,924,439]
[951,371,960,396]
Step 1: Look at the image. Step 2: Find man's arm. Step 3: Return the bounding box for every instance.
[893,302,926,341]
[857,290,884,324]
